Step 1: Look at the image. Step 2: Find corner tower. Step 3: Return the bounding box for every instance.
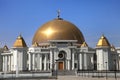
[96,35,111,70]
[12,35,28,71]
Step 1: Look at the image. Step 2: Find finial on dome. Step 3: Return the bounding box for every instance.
[56,10,63,20]
[57,10,60,18]
[17,33,22,39]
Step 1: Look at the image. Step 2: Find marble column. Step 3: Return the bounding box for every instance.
[66,60,68,70]
[5,56,7,72]
[9,56,11,71]
[32,54,35,70]
[11,55,13,71]
[84,53,87,70]
[37,54,40,70]
[68,60,70,70]
[28,53,31,70]
[79,53,82,70]
[44,54,47,70]
[72,53,74,70]
[3,56,5,71]
[39,54,42,70]
[46,54,48,70]
[50,50,53,70]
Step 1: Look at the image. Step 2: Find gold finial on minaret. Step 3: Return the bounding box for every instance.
[57,10,60,18]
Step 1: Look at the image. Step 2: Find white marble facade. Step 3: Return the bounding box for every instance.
[0,39,120,73]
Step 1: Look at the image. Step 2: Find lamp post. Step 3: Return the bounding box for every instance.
[114,59,117,80]
[105,62,107,80]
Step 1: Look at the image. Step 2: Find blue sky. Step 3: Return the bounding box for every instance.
[0,0,120,48]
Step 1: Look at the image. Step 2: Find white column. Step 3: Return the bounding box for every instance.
[84,53,87,70]
[72,53,74,70]
[28,53,31,70]
[44,54,47,70]
[11,55,13,71]
[50,50,53,70]
[68,60,70,70]
[9,56,11,71]
[32,54,35,70]
[46,54,48,70]
[79,54,82,70]
[66,60,68,70]
[7,56,8,71]
[3,56,5,71]
[48,54,50,70]
[37,54,40,70]
[5,56,7,72]
[39,54,42,70]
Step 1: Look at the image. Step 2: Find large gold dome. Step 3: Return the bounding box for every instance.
[32,18,85,44]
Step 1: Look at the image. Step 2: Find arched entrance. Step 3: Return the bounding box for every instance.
[58,51,66,70]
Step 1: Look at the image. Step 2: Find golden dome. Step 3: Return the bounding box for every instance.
[32,18,85,44]
[96,35,110,47]
[13,35,27,47]
[81,41,88,47]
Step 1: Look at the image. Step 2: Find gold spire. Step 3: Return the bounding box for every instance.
[56,10,63,20]
[96,35,110,47]
[3,45,9,51]
[81,41,88,47]
[13,35,27,47]
[32,42,39,47]
[57,10,60,18]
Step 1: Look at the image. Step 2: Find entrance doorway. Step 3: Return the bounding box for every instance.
[58,62,64,70]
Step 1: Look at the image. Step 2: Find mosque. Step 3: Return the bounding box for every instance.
[0,12,120,75]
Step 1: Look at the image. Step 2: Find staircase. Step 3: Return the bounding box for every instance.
[53,70,76,76]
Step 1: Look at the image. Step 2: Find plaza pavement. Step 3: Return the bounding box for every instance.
[2,76,120,80]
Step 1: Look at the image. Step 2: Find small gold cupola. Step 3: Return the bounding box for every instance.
[81,41,88,47]
[3,45,9,51]
[13,35,27,47]
[32,42,39,47]
[96,35,110,47]
[111,44,116,51]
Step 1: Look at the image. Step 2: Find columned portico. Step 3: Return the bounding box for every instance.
[2,54,12,72]
[28,51,50,71]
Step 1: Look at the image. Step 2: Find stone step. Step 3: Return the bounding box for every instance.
[53,70,76,76]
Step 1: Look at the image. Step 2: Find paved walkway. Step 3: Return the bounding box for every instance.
[56,76,119,80]
[2,76,120,80]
